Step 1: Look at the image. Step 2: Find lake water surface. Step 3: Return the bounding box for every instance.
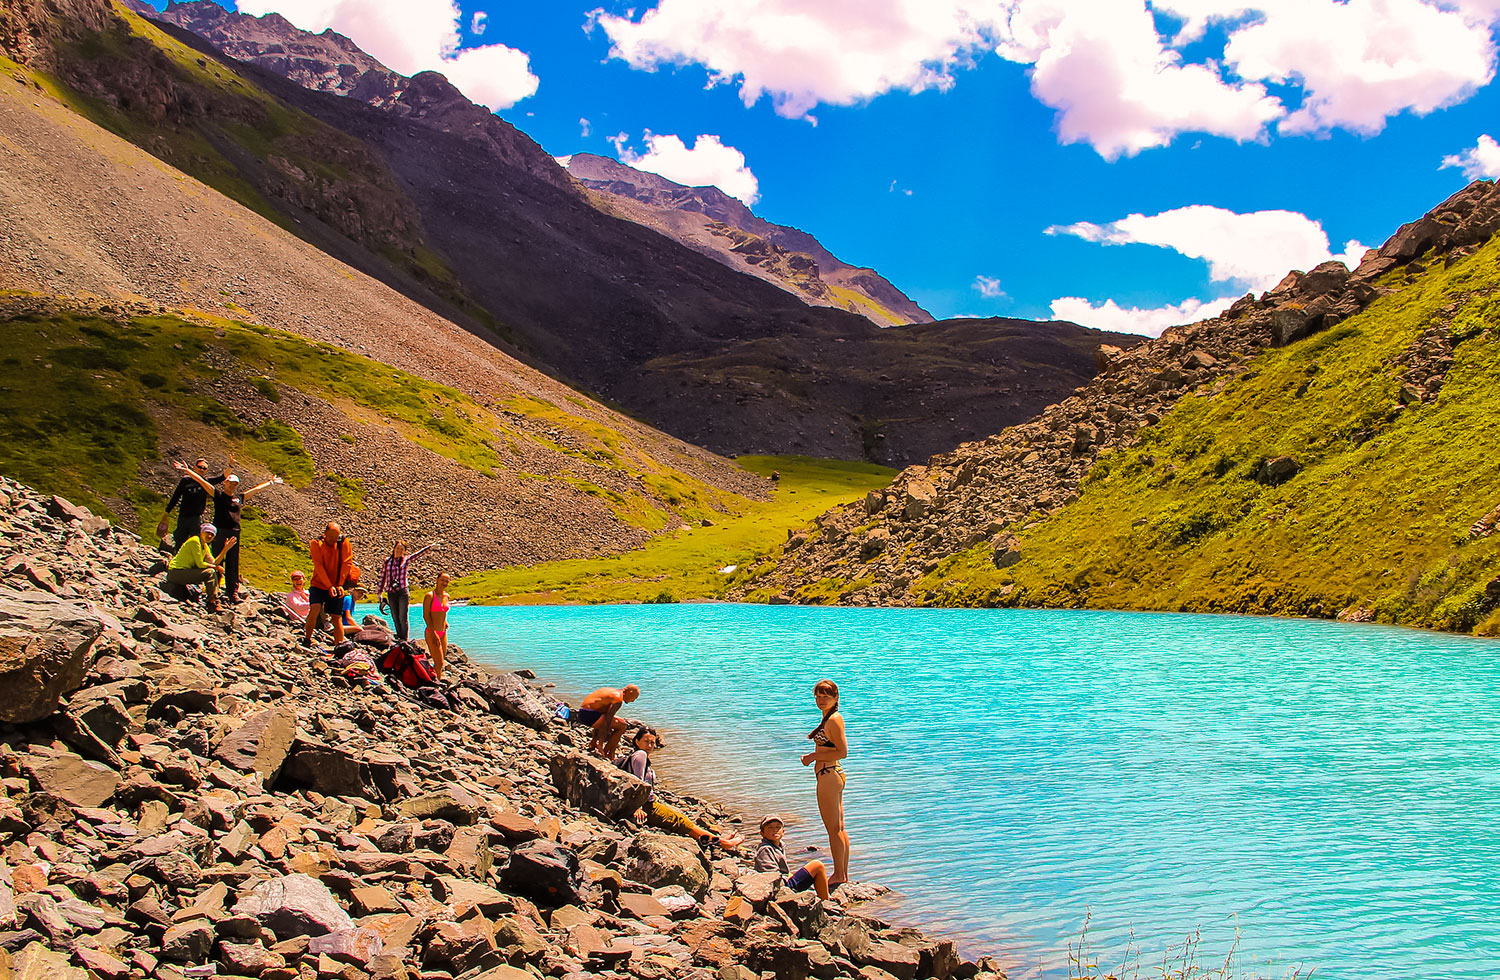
[451,603,1500,979]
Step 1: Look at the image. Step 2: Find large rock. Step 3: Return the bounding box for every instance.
[621,831,711,899]
[19,750,119,808]
[232,874,354,939]
[52,694,131,766]
[0,588,106,723]
[548,751,651,820]
[214,707,297,782]
[276,740,368,797]
[478,672,553,729]
[396,787,481,824]
[500,840,585,907]
[160,919,215,962]
[902,480,936,520]
[12,940,88,980]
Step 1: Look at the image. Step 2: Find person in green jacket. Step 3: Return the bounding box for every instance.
[166,523,237,613]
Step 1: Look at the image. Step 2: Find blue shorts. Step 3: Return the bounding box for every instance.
[787,868,815,892]
[576,708,603,726]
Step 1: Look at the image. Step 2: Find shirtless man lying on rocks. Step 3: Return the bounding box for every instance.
[577,684,639,757]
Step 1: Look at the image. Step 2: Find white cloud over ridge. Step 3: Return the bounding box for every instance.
[1442,134,1500,178]
[237,0,538,111]
[1047,205,1368,292]
[619,133,761,205]
[593,0,1500,157]
[1049,295,1237,337]
[1046,204,1369,335]
[973,275,1007,298]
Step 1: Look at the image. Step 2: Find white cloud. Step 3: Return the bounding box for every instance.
[1046,203,1368,336]
[973,275,1007,298]
[237,0,538,111]
[1442,133,1500,179]
[591,0,1001,120]
[997,0,1282,159]
[1217,0,1496,135]
[617,132,761,205]
[1048,204,1367,292]
[1049,294,1238,337]
[471,10,487,35]
[579,117,591,137]
[592,0,1500,157]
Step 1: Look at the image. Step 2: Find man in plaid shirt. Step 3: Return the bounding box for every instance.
[376,539,442,639]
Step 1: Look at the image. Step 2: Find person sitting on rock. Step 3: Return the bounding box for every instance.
[753,815,830,900]
[282,570,310,624]
[165,523,236,613]
[577,684,639,758]
[619,727,742,850]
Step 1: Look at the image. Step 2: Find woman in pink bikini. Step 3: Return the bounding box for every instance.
[422,571,453,680]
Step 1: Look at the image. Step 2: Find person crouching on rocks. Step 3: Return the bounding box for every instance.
[282,570,311,625]
[754,815,830,900]
[166,523,236,613]
[577,684,639,758]
[619,727,743,850]
[306,522,353,648]
[422,571,453,680]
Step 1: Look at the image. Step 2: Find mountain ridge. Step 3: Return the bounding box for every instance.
[562,152,933,326]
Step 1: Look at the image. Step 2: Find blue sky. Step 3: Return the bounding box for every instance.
[180,1,1500,333]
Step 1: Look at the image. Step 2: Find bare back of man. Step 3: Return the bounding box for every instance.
[576,684,639,758]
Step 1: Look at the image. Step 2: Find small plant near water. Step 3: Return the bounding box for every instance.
[1068,916,1311,980]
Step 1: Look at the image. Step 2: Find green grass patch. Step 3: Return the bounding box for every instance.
[327,472,367,510]
[910,239,1500,632]
[453,455,894,604]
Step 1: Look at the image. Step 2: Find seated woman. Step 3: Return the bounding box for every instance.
[618,727,742,850]
[166,524,236,613]
[753,815,831,900]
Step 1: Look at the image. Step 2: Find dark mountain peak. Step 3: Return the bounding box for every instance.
[562,153,934,327]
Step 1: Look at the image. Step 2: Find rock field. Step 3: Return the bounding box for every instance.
[0,476,997,980]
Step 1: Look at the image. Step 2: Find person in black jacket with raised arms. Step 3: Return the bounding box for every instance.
[173,461,282,606]
[162,456,226,549]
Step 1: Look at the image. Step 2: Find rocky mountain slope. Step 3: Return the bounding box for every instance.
[562,153,932,327]
[739,182,1500,635]
[0,17,786,585]
[0,476,999,980]
[10,0,1136,464]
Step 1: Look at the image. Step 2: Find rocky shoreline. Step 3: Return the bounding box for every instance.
[0,476,1002,980]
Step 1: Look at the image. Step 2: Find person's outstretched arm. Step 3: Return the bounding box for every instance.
[241,475,283,500]
[407,539,442,563]
[173,462,216,494]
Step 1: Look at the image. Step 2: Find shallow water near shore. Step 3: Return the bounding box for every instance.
[453,603,1500,979]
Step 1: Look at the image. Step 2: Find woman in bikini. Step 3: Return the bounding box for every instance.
[422,571,452,680]
[801,678,850,888]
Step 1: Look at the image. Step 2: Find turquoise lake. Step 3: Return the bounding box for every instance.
[450,603,1500,979]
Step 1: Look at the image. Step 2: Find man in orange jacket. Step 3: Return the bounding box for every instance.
[305,521,354,647]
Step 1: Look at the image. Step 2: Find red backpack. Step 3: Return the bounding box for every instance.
[378,641,439,689]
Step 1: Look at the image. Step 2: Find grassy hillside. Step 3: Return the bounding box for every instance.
[908,239,1500,634]
[453,456,895,604]
[0,299,770,591]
